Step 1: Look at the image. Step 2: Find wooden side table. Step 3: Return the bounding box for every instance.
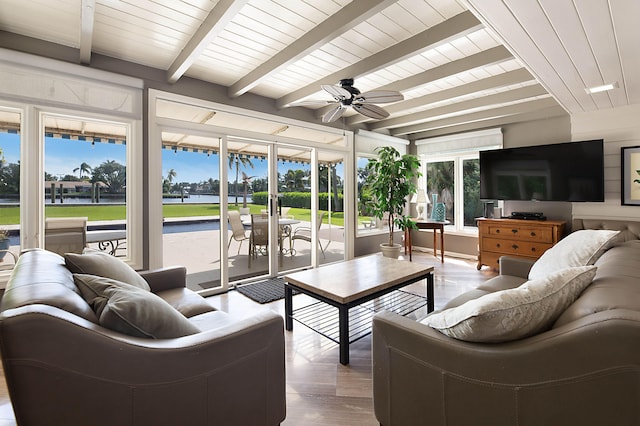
[405,219,449,262]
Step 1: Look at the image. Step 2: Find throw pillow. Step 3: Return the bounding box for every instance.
[423,266,597,343]
[528,229,620,280]
[74,273,200,339]
[65,251,150,291]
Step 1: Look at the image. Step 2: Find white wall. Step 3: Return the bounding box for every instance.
[571,103,640,221]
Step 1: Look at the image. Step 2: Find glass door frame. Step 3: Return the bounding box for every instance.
[149,90,354,296]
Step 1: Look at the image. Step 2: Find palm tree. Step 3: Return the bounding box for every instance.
[166,168,177,184]
[73,162,92,180]
[228,154,254,206]
[283,169,307,191]
[241,171,256,208]
[162,169,177,194]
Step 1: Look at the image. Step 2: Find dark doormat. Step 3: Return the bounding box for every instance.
[236,277,298,304]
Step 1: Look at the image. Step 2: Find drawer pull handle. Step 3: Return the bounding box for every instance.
[511,229,518,234]
[530,231,536,237]
[512,244,519,250]
[496,229,500,234]
[496,243,501,248]
[531,247,536,252]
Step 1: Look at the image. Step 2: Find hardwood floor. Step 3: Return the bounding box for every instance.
[0,252,496,425]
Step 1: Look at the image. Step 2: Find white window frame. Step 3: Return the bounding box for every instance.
[417,128,503,235]
[354,129,410,237]
[423,153,480,234]
[147,89,355,277]
[0,49,144,273]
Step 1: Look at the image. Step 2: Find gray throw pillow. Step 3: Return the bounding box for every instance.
[74,273,200,339]
[65,251,150,291]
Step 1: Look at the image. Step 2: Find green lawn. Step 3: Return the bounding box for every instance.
[0,204,345,226]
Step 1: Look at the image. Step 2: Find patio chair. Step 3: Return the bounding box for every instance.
[45,217,87,256]
[227,210,250,255]
[249,214,269,257]
[291,211,330,258]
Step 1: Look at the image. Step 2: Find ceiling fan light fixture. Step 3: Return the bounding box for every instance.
[585,81,618,94]
[316,78,402,123]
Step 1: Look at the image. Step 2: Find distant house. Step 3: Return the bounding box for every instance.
[44,181,106,194]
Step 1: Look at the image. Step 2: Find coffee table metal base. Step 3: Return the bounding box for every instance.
[285,272,434,365]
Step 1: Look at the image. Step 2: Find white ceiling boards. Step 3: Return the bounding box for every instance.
[0,1,636,139]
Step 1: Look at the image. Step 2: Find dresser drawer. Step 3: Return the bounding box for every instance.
[477,218,565,270]
[486,224,553,243]
[483,237,552,258]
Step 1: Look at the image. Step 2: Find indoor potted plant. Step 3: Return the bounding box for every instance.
[364,146,421,258]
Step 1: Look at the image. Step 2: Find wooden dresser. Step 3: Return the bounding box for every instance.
[477,218,566,270]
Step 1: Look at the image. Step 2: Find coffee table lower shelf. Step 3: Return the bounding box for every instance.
[291,290,428,345]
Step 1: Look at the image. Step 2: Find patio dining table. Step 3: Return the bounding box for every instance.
[241,216,300,256]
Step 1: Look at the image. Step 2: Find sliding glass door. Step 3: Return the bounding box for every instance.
[151,91,350,296]
[226,138,272,283]
[277,144,313,274]
[160,132,223,293]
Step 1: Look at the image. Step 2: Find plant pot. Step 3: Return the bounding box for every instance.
[380,243,402,259]
[0,238,9,261]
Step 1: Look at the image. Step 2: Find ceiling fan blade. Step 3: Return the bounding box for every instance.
[322,105,346,123]
[357,90,404,104]
[352,103,390,120]
[321,84,351,101]
[290,100,336,107]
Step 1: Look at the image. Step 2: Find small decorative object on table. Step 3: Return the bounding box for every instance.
[0,229,10,261]
[430,193,446,222]
[430,193,438,219]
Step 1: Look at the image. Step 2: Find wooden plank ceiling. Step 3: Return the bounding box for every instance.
[0,0,634,141]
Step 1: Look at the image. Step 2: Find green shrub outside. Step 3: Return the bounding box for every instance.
[252,191,343,211]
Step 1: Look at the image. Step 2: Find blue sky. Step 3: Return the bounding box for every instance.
[0,133,289,184]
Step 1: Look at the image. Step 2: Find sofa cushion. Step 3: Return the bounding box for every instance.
[74,273,200,339]
[188,310,237,332]
[554,240,640,327]
[423,266,597,343]
[65,251,150,291]
[528,230,619,280]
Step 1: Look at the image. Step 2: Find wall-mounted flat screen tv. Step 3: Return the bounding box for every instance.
[480,139,604,202]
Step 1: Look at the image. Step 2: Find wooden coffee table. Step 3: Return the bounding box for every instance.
[284,255,434,365]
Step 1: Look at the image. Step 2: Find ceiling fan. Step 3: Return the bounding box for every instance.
[296,78,404,123]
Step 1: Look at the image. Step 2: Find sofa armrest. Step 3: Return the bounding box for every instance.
[0,305,286,426]
[372,310,640,425]
[498,255,534,278]
[139,266,187,292]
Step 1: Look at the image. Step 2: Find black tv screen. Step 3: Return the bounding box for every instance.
[480,139,604,202]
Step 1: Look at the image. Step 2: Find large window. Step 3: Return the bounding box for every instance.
[425,155,481,230]
[417,129,502,233]
[0,52,143,276]
[0,107,21,274]
[355,130,410,235]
